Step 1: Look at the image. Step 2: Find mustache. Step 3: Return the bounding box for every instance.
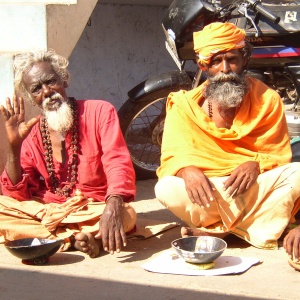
[209,72,243,84]
[42,93,64,109]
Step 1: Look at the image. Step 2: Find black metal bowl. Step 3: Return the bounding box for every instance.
[171,236,227,264]
[5,238,63,265]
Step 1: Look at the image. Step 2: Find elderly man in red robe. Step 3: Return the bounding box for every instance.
[0,49,137,258]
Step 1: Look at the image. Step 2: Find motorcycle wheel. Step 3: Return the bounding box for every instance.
[118,96,167,180]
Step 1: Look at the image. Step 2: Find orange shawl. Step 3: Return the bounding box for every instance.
[157,77,292,179]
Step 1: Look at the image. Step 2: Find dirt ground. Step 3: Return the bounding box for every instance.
[0,179,299,300]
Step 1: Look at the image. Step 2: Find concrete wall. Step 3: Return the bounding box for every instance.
[67,3,178,109]
[0,2,184,174]
[0,0,86,104]
[0,0,97,175]
[47,0,98,59]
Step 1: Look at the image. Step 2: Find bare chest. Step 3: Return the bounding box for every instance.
[49,131,67,163]
[204,100,237,129]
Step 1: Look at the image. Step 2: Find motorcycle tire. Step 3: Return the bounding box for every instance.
[118,95,168,180]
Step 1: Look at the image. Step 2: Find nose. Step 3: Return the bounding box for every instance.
[41,84,52,97]
[220,59,230,74]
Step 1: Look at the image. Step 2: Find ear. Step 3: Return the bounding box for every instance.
[242,57,249,68]
[198,63,206,71]
[63,81,68,88]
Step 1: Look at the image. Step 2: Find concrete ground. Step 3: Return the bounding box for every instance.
[0,179,299,300]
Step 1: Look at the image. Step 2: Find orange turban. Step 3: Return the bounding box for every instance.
[193,22,246,65]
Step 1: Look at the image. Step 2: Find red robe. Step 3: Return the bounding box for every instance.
[1,100,136,204]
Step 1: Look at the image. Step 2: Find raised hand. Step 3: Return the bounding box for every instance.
[0,96,39,147]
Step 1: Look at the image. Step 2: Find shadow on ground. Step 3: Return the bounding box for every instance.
[0,266,269,300]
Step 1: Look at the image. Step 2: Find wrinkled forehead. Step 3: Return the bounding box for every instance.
[22,62,57,87]
[210,49,242,60]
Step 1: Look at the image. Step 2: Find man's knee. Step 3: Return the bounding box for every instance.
[290,162,300,178]
[122,204,137,233]
[283,162,300,189]
[277,163,300,198]
[154,179,164,200]
[155,176,180,200]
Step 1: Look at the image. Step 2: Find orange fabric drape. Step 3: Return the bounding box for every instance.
[193,22,246,65]
[157,77,292,179]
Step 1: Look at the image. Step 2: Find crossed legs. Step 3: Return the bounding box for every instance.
[0,196,137,258]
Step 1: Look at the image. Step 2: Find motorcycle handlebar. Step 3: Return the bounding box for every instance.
[247,0,280,24]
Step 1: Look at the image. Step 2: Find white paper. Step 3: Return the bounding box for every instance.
[142,249,261,276]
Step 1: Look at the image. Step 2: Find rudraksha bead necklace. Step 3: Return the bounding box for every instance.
[208,99,213,119]
[40,98,79,198]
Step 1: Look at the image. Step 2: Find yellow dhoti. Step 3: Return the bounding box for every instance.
[0,194,136,251]
[155,163,300,249]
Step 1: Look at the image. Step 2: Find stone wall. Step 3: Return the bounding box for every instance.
[67,3,177,109]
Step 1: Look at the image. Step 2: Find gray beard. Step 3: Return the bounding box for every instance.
[204,72,248,109]
[43,95,73,134]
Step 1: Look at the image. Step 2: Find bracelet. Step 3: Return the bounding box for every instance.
[106,194,124,203]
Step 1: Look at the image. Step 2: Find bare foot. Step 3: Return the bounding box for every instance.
[73,232,100,258]
[181,226,229,239]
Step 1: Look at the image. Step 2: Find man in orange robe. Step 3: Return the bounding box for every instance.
[155,22,300,270]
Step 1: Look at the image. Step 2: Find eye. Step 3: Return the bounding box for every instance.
[210,58,222,66]
[228,57,238,63]
[31,85,41,94]
[47,78,57,86]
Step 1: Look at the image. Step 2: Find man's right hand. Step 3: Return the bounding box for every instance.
[0,96,38,146]
[176,166,214,208]
[283,226,300,262]
[95,196,126,254]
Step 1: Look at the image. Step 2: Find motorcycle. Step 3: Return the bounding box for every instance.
[118,0,300,180]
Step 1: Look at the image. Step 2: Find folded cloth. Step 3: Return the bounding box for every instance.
[128,218,179,239]
[193,22,246,65]
[40,194,90,231]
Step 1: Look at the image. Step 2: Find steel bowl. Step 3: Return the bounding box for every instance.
[5,238,63,265]
[171,236,227,264]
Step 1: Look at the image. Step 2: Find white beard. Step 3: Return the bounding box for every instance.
[205,72,248,109]
[44,98,73,134]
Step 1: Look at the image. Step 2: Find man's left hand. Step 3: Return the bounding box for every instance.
[94,196,125,254]
[223,161,260,198]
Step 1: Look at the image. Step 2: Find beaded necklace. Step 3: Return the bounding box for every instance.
[40,98,79,198]
[208,99,213,119]
[208,99,240,128]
